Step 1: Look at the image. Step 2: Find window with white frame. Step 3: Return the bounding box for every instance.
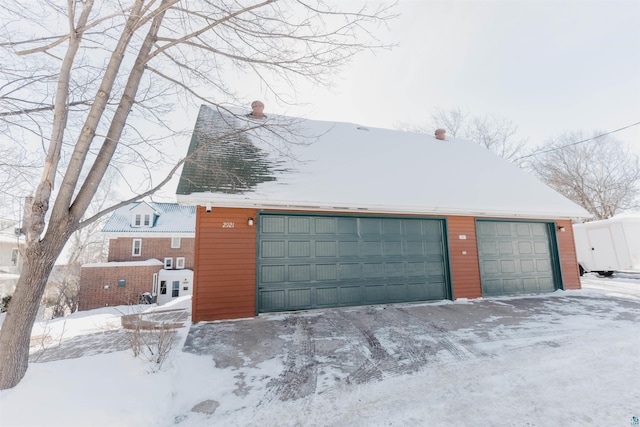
[143,214,151,226]
[171,237,181,248]
[172,281,180,297]
[176,257,185,269]
[132,239,142,256]
[134,214,141,226]
[164,257,173,269]
[152,273,158,296]
[10,248,18,266]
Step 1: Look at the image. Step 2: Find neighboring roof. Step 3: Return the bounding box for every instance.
[176,105,590,220]
[82,259,164,268]
[102,202,195,234]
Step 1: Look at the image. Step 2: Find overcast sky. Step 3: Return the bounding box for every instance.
[237,0,640,150]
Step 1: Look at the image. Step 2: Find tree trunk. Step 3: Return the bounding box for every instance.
[0,238,65,389]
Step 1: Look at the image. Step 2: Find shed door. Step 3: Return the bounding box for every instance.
[258,214,450,313]
[476,221,557,296]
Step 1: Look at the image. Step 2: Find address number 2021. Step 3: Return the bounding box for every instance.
[222,222,235,228]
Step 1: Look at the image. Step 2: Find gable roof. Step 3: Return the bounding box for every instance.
[176,105,590,220]
[102,202,195,234]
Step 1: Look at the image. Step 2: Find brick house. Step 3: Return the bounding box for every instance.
[78,202,195,310]
[176,105,590,322]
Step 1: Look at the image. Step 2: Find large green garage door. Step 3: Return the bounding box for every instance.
[476,220,559,296]
[258,214,450,313]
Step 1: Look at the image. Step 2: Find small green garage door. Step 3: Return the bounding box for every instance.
[476,220,558,296]
[258,214,450,312]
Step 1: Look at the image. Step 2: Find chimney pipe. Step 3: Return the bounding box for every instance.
[249,100,265,119]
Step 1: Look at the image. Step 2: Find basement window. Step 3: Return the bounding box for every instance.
[117,279,126,287]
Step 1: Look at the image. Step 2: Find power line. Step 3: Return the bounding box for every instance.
[516,121,640,161]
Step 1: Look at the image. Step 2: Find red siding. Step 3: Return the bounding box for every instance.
[557,219,581,290]
[447,216,483,299]
[192,207,258,322]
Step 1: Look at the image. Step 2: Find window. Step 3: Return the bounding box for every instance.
[164,257,173,269]
[160,281,167,295]
[117,279,126,287]
[152,273,158,295]
[143,214,151,226]
[132,239,142,256]
[176,257,185,269]
[10,248,18,266]
[171,237,181,249]
[134,214,141,226]
[172,281,180,297]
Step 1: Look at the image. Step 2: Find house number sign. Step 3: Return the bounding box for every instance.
[222,222,235,228]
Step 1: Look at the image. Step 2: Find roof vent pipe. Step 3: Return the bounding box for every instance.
[249,100,266,119]
[435,129,446,141]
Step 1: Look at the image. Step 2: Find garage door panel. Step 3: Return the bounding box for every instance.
[315,217,337,234]
[365,285,386,302]
[262,241,285,258]
[288,217,310,233]
[361,241,383,256]
[339,241,359,256]
[288,241,310,257]
[261,265,285,283]
[260,290,285,311]
[317,264,337,281]
[363,263,384,279]
[258,214,450,312]
[262,216,285,233]
[317,287,338,305]
[338,218,358,234]
[534,242,548,254]
[289,288,311,307]
[340,286,362,303]
[477,220,557,297]
[384,241,403,256]
[288,265,311,282]
[316,241,337,257]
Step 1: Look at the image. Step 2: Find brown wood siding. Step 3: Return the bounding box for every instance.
[192,207,258,322]
[556,219,581,290]
[447,216,482,299]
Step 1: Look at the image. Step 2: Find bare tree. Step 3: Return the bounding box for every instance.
[396,107,528,164]
[42,177,113,318]
[431,108,528,164]
[527,131,640,220]
[0,0,396,389]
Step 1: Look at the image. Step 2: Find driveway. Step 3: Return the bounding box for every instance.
[181,290,640,414]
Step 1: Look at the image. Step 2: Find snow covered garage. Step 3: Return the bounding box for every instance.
[176,105,590,322]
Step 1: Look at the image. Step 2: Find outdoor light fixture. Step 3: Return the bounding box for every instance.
[247,217,255,227]
[557,226,566,232]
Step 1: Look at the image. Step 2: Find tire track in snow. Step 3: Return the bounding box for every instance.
[259,315,318,407]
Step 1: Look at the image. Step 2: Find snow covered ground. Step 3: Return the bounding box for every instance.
[1,274,639,427]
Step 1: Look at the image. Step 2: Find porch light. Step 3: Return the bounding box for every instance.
[557,226,566,232]
[247,217,255,227]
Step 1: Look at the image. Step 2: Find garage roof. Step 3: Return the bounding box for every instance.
[176,105,590,220]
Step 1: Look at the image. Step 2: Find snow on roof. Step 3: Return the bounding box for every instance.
[102,202,195,234]
[82,259,164,268]
[177,105,590,220]
[159,268,193,276]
